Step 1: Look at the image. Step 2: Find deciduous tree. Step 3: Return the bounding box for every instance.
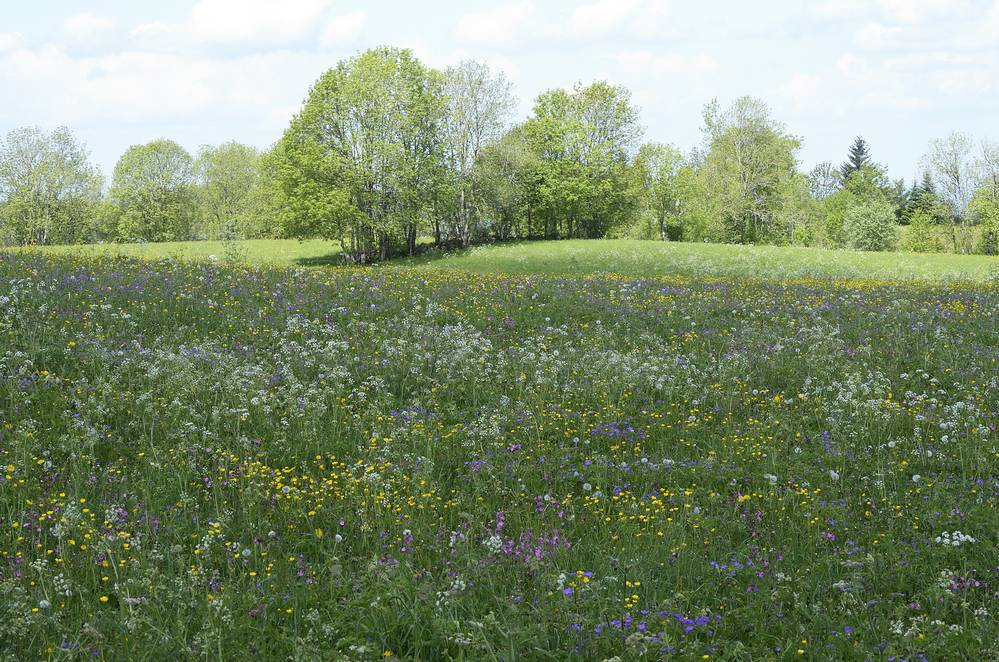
[0,126,103,245]
[105,139,197,242]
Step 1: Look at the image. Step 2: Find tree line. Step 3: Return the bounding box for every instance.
[2,46,998,258]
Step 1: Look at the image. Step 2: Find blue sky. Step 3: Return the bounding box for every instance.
[2,0,998,182]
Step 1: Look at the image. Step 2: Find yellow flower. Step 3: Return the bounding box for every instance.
[99,595,109,603]
[314,528,324,539]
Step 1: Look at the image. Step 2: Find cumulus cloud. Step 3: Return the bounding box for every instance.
[614,51,716,76]
[855,22,903,49]
[569,0,641,36]
[0,32,21,51]
[877,0,970,23]
[0,45,326,126]
[319,11,367,48]
[453,1,534,46]
[983,0,999,38]
[816,0,973,23]
[63,14,116,40]
[567,0,672,38]
[188,0,334,44]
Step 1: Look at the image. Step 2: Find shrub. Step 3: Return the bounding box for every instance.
[844,198,898,251]
[901,209,943,253]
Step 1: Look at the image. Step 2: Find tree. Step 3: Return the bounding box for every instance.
[807,162,840,200]
[277,47,443,262]
[105,140,197,242]
[475,125,538,240]
[844,197,898,251]
[840,136,871,182]
[970,141,999,254]
[697,97,802,243]
[901,209,942,253]
[634,142,685,240]
[195,142,268,240]
[0,126,103,246]
[842,163,890,202]
[441,61,515,247]
[902,171,947,225]
[523,81,643,239]
[922,132,980,253]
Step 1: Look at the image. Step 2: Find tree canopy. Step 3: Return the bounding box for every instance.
[0,126,103,246]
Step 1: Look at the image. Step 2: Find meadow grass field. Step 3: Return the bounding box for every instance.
[1,242,997,660]
[26,237,999,281]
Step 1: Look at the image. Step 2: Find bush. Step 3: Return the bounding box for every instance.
[901,209,943,253]
[844,198,898,251]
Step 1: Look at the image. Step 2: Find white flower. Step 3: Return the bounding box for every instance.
[38,599,51,610]
[912,474,921,483]
[936,530,976,547]
[829,469,840,481]
[582,482,592,492]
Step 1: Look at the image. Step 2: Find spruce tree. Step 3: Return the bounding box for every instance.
[840,136,871,181]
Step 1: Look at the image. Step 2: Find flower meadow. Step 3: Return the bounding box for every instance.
[1,251,997,661]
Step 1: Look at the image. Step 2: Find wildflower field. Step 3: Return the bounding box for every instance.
[1,249,997,660]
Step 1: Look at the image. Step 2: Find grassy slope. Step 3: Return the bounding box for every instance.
[25,238,999,281]
[410,240,999,281]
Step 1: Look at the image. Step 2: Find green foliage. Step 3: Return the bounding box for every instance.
[522,82,643,239]
[195,142,270,240]
[276,47,443,262]
[441,60,515,247]
[969,186,999,255]
[818,190,854,248]
[840,136,871,181]
[474,125,537,240]
[696,97,804,244]
[842,163,891,202]
[901,209,943,252]
[633,143,685,240]
[845,197,899,251]
[104,139,198,242]
[0,126,103,246]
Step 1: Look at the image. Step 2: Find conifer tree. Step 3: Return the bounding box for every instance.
[840,136,871,181]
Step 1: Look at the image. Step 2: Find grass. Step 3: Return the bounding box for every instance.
[405,239,999,282]
[29,238,346,268]
[0,246,996,659]
[25,237,999,281]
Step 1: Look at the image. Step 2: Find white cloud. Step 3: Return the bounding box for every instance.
[0,32,21,51]
[63,14,116,39]
[813,0,867,19]
[0,45,326,127]
[567,0,672,38]
[782,73,828,114]
[814,0,971,23]
[129,22,169,39]
[319,11,367,48]
[453,1,534,46]
[877,0,968,23]
[569,0,641,36]
[983,1,999,38]
[855,22,903,48]
[614,51,716,76]
[188,0,334,44]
